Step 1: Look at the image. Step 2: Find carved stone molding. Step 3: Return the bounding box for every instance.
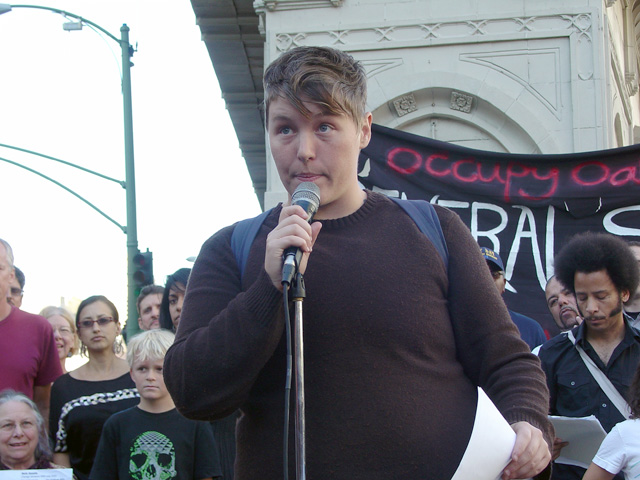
[392,94,418,117]
[625,72,639,96]
[274,13,593,51]
[632,1,640,67]
[255,0,342,12]
[609,30,634,122]
[605,0,618,6]
[461,48,562,119]
[360,58,404,78]
[562,14,592,36]
[450,92,473,113]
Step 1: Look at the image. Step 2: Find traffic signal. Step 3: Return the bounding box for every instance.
[132,250,154,295]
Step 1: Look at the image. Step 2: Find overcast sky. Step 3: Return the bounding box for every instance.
[0,0,262,317]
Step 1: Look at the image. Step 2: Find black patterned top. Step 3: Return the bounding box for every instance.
[49,372,139,480]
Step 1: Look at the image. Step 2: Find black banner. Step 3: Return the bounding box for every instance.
[358,124,640,336]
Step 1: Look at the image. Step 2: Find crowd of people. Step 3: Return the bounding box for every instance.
[0,240,227,480]
[2,46,640,480]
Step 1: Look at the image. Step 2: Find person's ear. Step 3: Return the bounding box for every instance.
[359,113,373,149]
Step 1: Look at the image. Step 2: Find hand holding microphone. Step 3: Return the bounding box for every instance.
[264,182,322,290]
[281,182,321,285]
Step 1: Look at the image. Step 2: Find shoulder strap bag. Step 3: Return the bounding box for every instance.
[566,330,632,420]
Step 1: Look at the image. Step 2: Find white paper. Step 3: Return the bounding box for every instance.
[0,469,73,479]
[451,387,517,480]
[549,415,607,469]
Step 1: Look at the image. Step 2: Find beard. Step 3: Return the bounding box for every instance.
[607,301,624,319]
[558,306,580,329]
[579,295,624,323]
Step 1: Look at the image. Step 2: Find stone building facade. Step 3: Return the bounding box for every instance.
[192,0,640,208]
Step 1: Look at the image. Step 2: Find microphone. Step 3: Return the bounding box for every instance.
[281,182,321,285]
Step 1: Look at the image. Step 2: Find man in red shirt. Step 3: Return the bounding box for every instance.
[0,238,62,427]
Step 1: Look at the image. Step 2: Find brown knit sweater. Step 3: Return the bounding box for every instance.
[165,191,552,479]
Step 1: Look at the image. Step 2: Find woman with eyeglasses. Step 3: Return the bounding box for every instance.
[39,306,79,374]
[0,389,77,477]
[48,295,139,480]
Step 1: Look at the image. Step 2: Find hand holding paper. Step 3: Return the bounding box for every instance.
[502,422,552,480]
[549,415,607,469]
[451,388,551,480]
[552,437,569,461]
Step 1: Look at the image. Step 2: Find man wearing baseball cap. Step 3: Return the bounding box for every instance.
[481,246,547,350]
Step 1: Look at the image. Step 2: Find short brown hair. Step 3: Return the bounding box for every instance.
[264,46,368,127]
[136,284,164,313]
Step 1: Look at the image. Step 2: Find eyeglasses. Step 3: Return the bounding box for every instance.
[78,317,115,329]
[491,271,505,280]
[0,420,37,434]
[9,287,23,296]
[53,326,74,336]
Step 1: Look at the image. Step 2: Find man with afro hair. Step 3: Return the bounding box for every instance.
[539,232,640,480]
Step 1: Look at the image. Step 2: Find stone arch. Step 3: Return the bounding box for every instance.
[371,85,547,155]
[398,114,509,153]
[367,70,559,154]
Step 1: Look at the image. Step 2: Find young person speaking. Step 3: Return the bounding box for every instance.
[164,46,553,480]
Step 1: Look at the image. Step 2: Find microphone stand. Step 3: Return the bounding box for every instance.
[291,272,306,480]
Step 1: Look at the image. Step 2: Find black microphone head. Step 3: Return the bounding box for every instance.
[291,182,320,218]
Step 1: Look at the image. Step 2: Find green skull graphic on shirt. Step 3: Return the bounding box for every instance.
[129,431,177,480]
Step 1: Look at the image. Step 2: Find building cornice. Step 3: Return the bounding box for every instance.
[254,0,342,12]
[273,13,593,52]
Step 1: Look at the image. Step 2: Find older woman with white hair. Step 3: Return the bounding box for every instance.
[0,389,73,474]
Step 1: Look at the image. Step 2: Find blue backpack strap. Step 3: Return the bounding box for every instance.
[232,200,448,277]
[231,208,272,279]
[390,198,449,269]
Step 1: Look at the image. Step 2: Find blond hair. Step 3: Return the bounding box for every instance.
[39,306,80,356]
[263,46,368,128]
[126,329,175,367]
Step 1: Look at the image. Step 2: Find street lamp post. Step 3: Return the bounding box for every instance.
[0,4,141,338]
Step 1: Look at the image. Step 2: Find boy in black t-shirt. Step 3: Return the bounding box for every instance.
[90,329,221,480]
